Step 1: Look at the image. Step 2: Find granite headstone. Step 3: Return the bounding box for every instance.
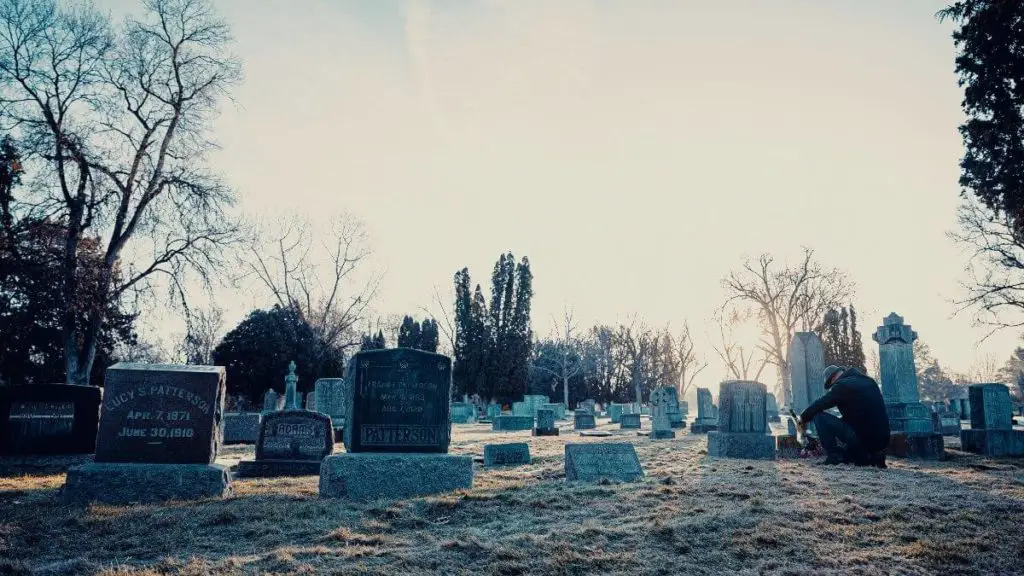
[961,383,1024,456]
[484,442,531,466]
[0,384,101,455]
[707,380,775,459]
[237,410,334,476]
[564,443,644,482]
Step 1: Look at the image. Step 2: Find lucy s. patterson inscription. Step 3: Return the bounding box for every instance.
[95,363,226,464]
[344,348,453,453]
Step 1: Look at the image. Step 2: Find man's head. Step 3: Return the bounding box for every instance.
[822,365,846,390]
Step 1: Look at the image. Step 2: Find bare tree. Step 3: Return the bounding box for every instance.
[176,304,224,364]
[673,320,707,398]
[616,315,658,404]
[0,0,242,384]
[419,283,456,356]
[709,311,770,383]
[951,198,1024,337]
[532,305,583,406]
[243,213,381,356]
[966,352,1002,384]
[721,247,852,405]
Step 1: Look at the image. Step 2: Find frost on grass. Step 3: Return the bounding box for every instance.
[2,423,1023,575]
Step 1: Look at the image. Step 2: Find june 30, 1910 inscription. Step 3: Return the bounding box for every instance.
[95,363,226,464]
[344,348,452,453]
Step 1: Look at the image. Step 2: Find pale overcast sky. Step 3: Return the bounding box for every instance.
[102,0,1019,392]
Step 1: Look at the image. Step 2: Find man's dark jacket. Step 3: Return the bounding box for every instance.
[799,368,891,452]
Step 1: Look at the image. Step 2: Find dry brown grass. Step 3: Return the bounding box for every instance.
[2,422,1024,575]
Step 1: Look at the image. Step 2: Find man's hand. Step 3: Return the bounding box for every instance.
[794,415,807,435]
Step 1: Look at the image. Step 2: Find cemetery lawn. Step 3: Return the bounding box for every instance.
[2,424,1024,575]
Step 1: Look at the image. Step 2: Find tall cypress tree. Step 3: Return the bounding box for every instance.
[420,319,439,352]
[510,256,534,396]
[849,305,866,372]
[398,315,417,348]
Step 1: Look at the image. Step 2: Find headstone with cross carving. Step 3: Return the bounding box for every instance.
[649,387,676,440]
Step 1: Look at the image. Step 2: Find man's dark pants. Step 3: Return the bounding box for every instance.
[812,412,875,465]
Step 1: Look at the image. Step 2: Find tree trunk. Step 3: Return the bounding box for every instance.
[62,205,84,385]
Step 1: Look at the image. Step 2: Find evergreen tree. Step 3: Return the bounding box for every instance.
[819,304,866,372]
[420,319,439,353]
[373,330,386,349]
[849,305,866,372]
[398,315,416,348]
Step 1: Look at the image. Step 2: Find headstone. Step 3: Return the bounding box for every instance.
[320,348,472,500]
[512,401,529,416]
[450,402,475,424]
[580,399,596,416]
[873,313,943,459]
[487,404,502,419]
[579,429,613,437]
[690,388,718,433]
[541,403,566,420]
[222,412,261,444]
[680,400,689,418]
[960,383,1024,456]
[304,392,316,411]
[765,392,781,423]
[313,378,348,439]
[262,389,278,414]
[620,412,641,429]
[788,332,825,414]
[707,380,775,459]
[237,410,333,476]
[61,363,231,504]
[649,387,676,440]
[608,402,634,423]
[0,384,101,455]
[492,415,534,431]
[523,394,550,416]
[283,361,300,410]
[932,411,961,436]
[533,408,559,436]
[564,443,644,482]
[574,409,596,430]
[484,442,531,466]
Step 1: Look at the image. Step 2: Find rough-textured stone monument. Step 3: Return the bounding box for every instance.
[564,443,644,482]
[961,384,1024,456]
[222,412,261,444]
[707,380,775,459]
[313,377,347,441]
[533,408,559,436]
[541,403,566,420]
[319,349,472,500]
[620,412,641,429]
[262,389,279,413]
[484,442,531,466]
[933,411,962,437]
[873,313,943,459]
[0,384,101,455]
[574,409,596,430]
[493,415,534,431]
[649,387,676,440]
[788,332,825,414]
[237,410,333,476]
[580,399,597,416]
[62,363,231,504]
[690,388,718,433]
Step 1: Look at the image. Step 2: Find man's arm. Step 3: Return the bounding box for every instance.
[799,384,845,424]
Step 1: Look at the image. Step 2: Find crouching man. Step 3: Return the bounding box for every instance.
[796,365,890,468]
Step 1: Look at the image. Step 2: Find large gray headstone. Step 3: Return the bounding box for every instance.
[484,442,531,466]
[788,332,825,414]
[574,409,596,430]
[649,387,676,439]
[707,380,774,459]
[564,443,643,482]
[872,313,920,405]
[691,388,718,433]
[314,378,348,428]
[0,384,101,455]
[968,384,1013,431]
[95,363,226,464]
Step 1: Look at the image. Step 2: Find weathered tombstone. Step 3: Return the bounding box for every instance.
[304,392,317,411]
[574,409,596,430]
[237,410,334,476]
[541,403,566,420]
[765,393,781,423]
[620,412,641,430]
[680,400,689,418]
[523,394,550,416]
[873,313,943,459]
[932,411,962,437]
[707,380,775,459]
[62,363,231,504]
[608,402,634,423]
[580,399,596,416]
[487,404,502,419]
[450,402,475,424]
[222,412,261,444]
[649,387,676,440]
[262,389,279,414]
[484,442,531,466]
[960,384,1024,456]
[564,443,644,482]
[493,415,534,431]
[0,384,101,455]
[319,348,472,500]
[788,332,825,414]
[283,361,300,410]
[314,378,347,440]
[690,388,718,433]
[512,401,529,416]
[534,408,559,436]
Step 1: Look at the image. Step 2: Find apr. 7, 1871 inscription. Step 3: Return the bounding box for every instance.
[95,363,226,464]
[344,348,453,453]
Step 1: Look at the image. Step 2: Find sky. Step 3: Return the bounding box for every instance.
[101,0,1019,393]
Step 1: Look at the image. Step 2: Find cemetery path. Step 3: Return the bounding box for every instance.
[2,422,1023,575]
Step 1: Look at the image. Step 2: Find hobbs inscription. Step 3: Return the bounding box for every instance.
[344,348,452,453]
[95,363,225,464]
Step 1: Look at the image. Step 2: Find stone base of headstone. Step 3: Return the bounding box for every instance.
[933,412,962,437]
[62,463,231,505]
[484,443,531,466]
[670,421,687,429]
[533,428,559,436]
[236,459,323,477]
[478,419,492,425]
[223,413,261,444]
[960,429,1024,457]
[886,402,935,435]
[886,432,944,460]
[689,421,718,434]
[707,432,776,460]
[776,435,801,458]
[574,412,596,430]
[492,415,534,431]
[650,429,676,440]
[319,453,473,500]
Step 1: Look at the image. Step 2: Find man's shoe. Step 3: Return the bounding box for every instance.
[870,452,887,469]
[821,455,843,465]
